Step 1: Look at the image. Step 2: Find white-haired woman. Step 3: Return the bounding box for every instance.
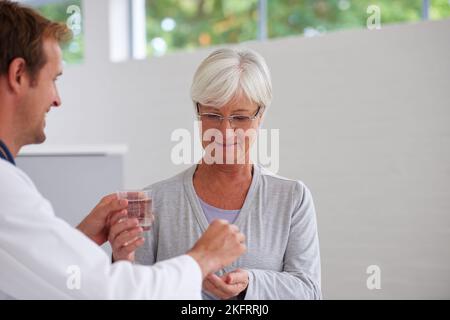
[110,48,322,299]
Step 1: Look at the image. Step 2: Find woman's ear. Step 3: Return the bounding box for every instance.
[257,109,266,128]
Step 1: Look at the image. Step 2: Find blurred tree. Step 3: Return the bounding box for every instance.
[146,0,450,56]
[268,0,424,38]
[146,0,258,56]
[431,0,450,20]
[28,0,450,61]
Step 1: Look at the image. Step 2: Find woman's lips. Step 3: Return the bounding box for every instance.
[215,142,237,147]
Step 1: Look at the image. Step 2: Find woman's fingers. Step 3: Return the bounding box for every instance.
[224,269,248,285]
[108,217,139,243]
[115,237,145,259]
[203,278,226,299]
[109,209,128,227]
[112,226,142,247]
[206,274,235,296]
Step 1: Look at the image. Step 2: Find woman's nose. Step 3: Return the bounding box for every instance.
[219,117,233,132]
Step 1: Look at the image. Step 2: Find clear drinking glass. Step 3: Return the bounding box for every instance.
[116,190,154,231]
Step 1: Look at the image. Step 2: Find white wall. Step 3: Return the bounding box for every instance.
[43,0,450,299]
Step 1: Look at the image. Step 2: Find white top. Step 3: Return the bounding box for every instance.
[0,159,202,299]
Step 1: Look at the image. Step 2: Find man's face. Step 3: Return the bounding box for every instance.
[19,38,63,145]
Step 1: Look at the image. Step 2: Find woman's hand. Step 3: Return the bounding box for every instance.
[108,210,145,262]
[203,268,249,299]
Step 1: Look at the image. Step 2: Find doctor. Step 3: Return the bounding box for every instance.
[0,0,246,299]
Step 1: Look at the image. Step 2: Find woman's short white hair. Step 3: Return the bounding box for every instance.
[191,47,272,110]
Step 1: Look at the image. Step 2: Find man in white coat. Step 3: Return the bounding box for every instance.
[0,0,246,299]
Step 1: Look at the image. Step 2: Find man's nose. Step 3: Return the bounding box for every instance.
[52,94,62,107]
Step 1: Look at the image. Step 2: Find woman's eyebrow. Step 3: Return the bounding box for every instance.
[232,109,252,113]
[200,107,220,112]
[199,107,253,113]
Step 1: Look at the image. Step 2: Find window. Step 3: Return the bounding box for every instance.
[145,0,259,57]
[145,0,450,57]
[22,0,84,64]
[431,0,450,20]
[268,0,424,38]
[15,0,450,62]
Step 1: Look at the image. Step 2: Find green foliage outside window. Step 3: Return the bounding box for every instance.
[146,0,450,57]
[28,0,450,61]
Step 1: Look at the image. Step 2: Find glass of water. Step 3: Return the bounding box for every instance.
[116,190,154,231]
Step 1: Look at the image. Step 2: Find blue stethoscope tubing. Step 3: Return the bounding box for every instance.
[0,140,15,166]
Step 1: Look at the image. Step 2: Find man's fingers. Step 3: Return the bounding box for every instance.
[109,218,139,242]
[229,225,246,244]
[99,194,117,205]
[103,197,128,214]
[92,194,128,222]
[236,232,245,243]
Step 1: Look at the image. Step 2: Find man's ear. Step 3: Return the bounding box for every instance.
[7,57,29,93]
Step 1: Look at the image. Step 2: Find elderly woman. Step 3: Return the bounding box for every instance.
[110,48,322,299]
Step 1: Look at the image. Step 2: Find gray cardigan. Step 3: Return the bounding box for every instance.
[135,164,322,300]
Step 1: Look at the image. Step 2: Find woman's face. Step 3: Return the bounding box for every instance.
[198,95,262,165]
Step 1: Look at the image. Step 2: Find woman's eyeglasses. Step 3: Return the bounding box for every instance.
[196,103,262,129]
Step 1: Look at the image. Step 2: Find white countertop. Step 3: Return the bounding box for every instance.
[18,144,128,156]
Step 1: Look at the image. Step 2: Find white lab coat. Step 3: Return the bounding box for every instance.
[0,159,202,299]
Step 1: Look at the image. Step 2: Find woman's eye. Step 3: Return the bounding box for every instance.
[233,116,249,122]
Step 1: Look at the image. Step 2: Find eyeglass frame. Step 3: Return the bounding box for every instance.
[196,102,263,128]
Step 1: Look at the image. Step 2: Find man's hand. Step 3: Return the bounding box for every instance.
[76,194,128,246]
[187,219,246,278]
[108,210,145,262]
[203,269,249,300]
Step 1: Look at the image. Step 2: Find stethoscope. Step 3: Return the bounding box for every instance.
[0,140,15,166]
